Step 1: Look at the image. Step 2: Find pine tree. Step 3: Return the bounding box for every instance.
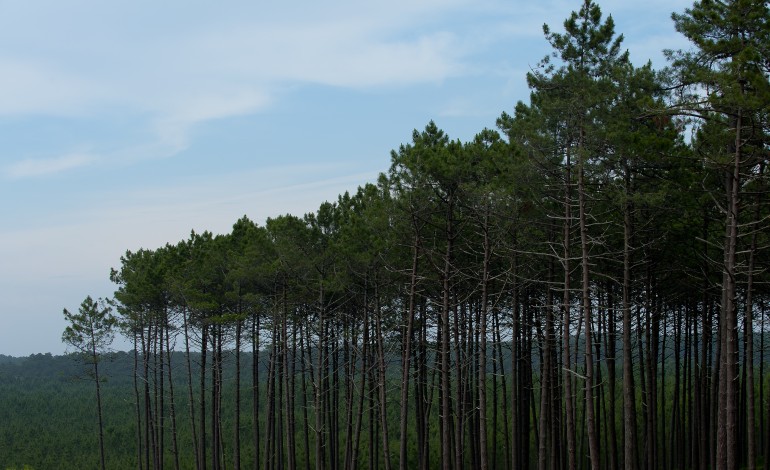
[62,296,117,470]
[670,2,770,468]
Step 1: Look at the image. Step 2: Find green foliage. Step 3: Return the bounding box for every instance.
[62,296,116,363]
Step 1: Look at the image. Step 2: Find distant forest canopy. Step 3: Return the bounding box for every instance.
[42,0,770,469]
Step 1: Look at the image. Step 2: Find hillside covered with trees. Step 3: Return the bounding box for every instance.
[5,0,769,469]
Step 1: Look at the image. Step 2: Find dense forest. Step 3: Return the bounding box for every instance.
[4,0,769,469]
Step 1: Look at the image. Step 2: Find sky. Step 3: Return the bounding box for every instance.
[0,0,692,356]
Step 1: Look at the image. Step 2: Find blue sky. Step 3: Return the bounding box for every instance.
[0,0,691,355]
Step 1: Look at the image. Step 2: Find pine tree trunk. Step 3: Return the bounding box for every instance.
[745,163,763,470]
[315,283,327,470]
[234,318,242,470]
[350,303,367,470]
[622,160,639,470]
[478,211,491,470]
[301,324,312,470]
[577,137,600,470]
[91,325,106,470]
[441,199,454,470]
[264,320,278,470]
[252,314,261,470]
[723,108,742,470]
[561,145,577,470]
[200,324,208,470]
[343,317,356,470]
[133,333,144,470]
[493,308,512,470]
[164,318,180,470]
[399,235,420,470]
[374,286,392,470]
[603,282,618,470]
[283,286,297,470]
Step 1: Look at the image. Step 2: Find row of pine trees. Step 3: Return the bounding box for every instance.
[64,0,769,469]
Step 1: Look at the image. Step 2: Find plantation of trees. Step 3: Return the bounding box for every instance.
[8,0,767,469]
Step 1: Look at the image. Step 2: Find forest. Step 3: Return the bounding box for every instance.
[4,0,769,469]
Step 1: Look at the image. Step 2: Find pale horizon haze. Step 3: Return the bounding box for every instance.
[1,0,691,355]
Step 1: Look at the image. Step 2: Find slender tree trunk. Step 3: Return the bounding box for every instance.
[165,318,180,470]
[343,316,356,470]
[181,307,200,470]
[374,285,392,470]
[252,314,261,470]
[315,283,327,470]
[399,233,420,470]
[719,106,742,470]
[301,323,312,470]
[577,138,600,470]
[453,296,466,470]
[234,318,242,470]
[157,320,165,470]
[279,317,287,470]
[622,159,639,470]
[283,286,297,470]
[264,319,279,470]
[368,323,377,470]
[91,326,106,470]
[420,303,434,470]
[539,254,558,470]
[478,210,491,470]
[604,282,618,470]
[142,325,153,470]
[493,307,512,470]
[200,324,208,470]
[492,317,500,470]
[211,327,221,470]
[133,333,144,470]
[441,197,454,470]
[511,259,520,470]
[670,308,682,470]
[745,164,763,470]
[562,145,577,470]
[350,303,369,470]
[521,300,535,469]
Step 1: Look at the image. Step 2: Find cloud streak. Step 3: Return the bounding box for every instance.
[5,153,99,179]
[0,2,475,119]
[0,58,104,116]
[151,89,272,154]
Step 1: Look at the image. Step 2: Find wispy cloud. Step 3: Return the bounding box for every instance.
[179,23,465,89]
[0,1,477,115]
[151,90,272,154]
[0,58,103,116]
[5,153,98,179]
